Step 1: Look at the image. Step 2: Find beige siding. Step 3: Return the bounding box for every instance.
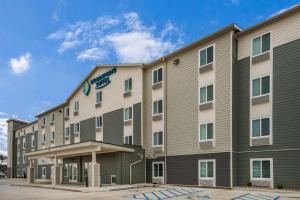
[166,32,232,156]
[238,11,300,60]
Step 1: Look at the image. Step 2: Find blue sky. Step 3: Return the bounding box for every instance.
[0,0,299,154]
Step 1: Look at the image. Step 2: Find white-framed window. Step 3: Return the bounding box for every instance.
[152,131,163,147]
[252,75,270,97]
[51,132,55,140]
[75,122,80,134]
[64,164,68,177]
[42,167,46,177]
[199,159,215,180]
[22,155,26,163]
[65,107,70,117]
[74,101,79,112]
[153,100,163,116]
[23,138,26,149]
[32,125,35,132]
[252,32,271,57]
[31,135,35,149]
[152,162,164,179]
[251,158,273,181]
[65,127,70,137]
[124,107,133,121]
[199,44,214,67]
[152,67,163,85]
[17,169,20,177]
[42,133,46,142]
[96,116,103,128]
[43,117,46,125]
[125,77,132,93]
[124,135,133,145]
[199,123,214,141]
[200,84,214,104]
[251,117,270,138]
[51,113,55,122]
[96,91,102,104]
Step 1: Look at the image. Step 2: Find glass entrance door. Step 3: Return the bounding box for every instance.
[69,163,78,183]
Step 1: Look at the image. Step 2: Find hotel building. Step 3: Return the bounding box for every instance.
[6,6,300,189]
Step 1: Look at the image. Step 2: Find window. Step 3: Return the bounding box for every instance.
[153,162,164,178]
[31,136,35,148]
[199,123,214,141]
[65,107,69,117]
[65,127,70,137]
[124,135,133,145]
[252,75,270,97]
[64,164,68,177]
[22,155,26,163]
[199,45,214,67]
[43,133,46,142]
[23,138,26,149]
[252,117,270,137]
[96,91,102,104]
[17,169,20,177]
[199,160,215,179]
[124,107,133,121]
[96,116,103,128]
[75,123,80,134]
[153,131,163,147]
[251,159,272,180]
[153,68,163,85]
[43,117,46,125]
[74,101,79,112]
[42,167,46,177]
[52,132,55,140]
[252,32,271,56]
[125,78,132,92]
[200,84,214,104]
[32,126,34,132]
[51,113,55,122]
[153,100,163,116]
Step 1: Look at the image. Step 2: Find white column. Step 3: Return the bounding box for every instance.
[27,159,34,184]
[91,151,96,187]
[52,156,58,186]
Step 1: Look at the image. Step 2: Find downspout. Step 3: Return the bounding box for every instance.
[163,57,167,184]
[129,157,144,184]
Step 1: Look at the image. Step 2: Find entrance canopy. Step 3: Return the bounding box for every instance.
[25,141,134,159]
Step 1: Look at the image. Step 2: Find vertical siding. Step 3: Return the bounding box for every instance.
[80,117,96,142]
[166,32,232,155]
[103,108,123,145]
[133,103,142,146]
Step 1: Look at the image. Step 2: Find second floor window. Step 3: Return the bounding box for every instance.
[43,133,46,142]
[96,116,103,128]
[153,68,163,85]
[51,113,55,122]
[200,84,214,104]
[252,32,271,57]
[252,75,270,97]
[31,136,35,148]
[75,123,80,133]
[125,78,132,93]
[124,107,132,121]
[96,91,102,104]
[52,132,55,140]
[199,123,214,141]
[153,100,163,116]
[43,117,46,125]
[65,107,69,117]
[153,131,163,147]
[65,127,70,137]
[199,45,214,67]
[74,101,79,112]
[23,139,26,149]
[252,117,270,138]
[124,135,133,145]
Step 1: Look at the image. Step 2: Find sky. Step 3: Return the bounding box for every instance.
[0,0,299,155]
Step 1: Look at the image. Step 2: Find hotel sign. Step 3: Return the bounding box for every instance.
[82,67,117,96]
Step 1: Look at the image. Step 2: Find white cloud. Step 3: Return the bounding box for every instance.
[48,12,184,63]
[9,52,32,74]
[0,117,8,156]
[52,0,65,23]
[269,3,300,18]
[77,48,107,61]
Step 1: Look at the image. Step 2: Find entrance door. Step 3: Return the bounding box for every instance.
[69,163,78,183]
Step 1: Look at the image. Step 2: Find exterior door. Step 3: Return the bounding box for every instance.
[69,163,78,183]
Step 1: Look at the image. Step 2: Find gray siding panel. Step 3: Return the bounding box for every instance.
[133,103,141,146]
[103,108,123,145]
[37,164,52,179]
[80,117,96,142]
[166,152,230,187]
[70,124,74,144]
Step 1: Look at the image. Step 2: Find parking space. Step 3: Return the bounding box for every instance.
[231,193,280,200]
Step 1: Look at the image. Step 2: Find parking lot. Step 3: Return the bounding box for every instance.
[0,179,299,200]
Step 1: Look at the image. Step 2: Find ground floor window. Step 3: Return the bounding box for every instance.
[199,160,215,179]
[64,164,68,177]
[152,162,164,179]
[42,167,46,177]
[251,158,272,180]
[17,169,20,177]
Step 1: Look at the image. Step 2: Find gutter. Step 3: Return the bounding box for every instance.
[129,159,144,184]
[163,57,167,184]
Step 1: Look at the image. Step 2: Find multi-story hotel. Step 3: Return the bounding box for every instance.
[6,6,300,189]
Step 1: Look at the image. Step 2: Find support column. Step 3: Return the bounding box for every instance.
[27,159,34,184]
[88,151,100,187]
[52,156,62,185]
